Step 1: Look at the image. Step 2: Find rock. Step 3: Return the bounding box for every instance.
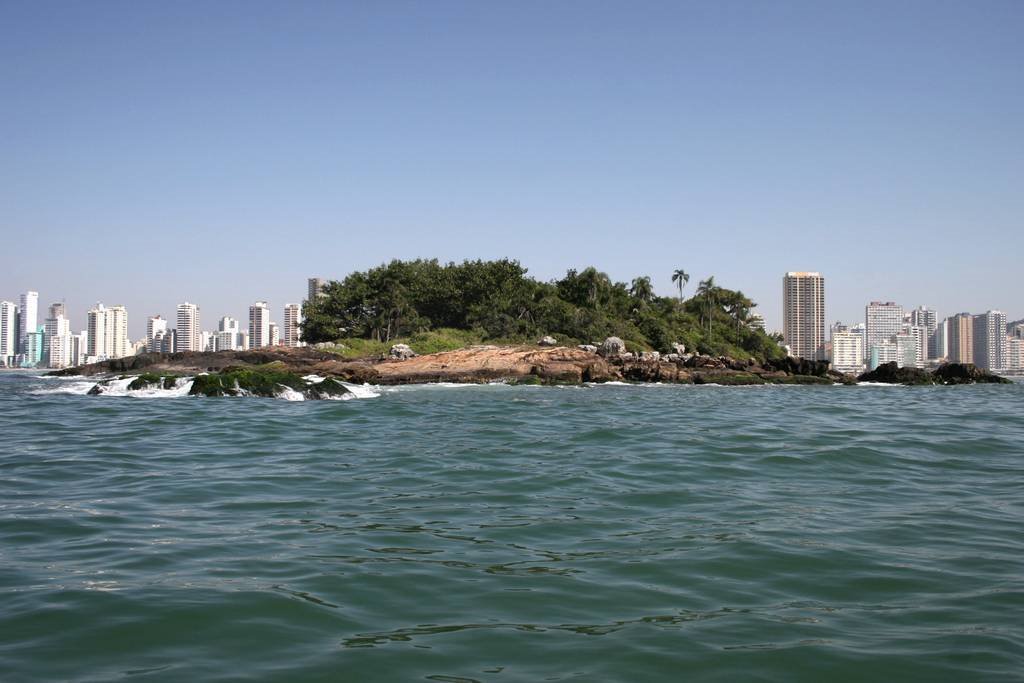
[538,336,558,347]
[599,337,627,357]
[620,352,636,362]
[672,343,686,355]
[932,363,1012,385]
[314,342,343,350]
[665,353,680,363]
[87,383,104,395]
[577,344,598,353]
[639,351,661,362]
[389,344,417,360]
[766,356,831,377]
[857,362,935,385]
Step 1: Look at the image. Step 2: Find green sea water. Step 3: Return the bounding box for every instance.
[2,372,1023,682]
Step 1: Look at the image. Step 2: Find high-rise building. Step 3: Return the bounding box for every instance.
[948,313,974,364]
[87,303,129,361]
[748,313,765,332]
[176,303,201,352]
[894,332,919,369]
[217,316,240,351]
[269,322,280,347]
[1006,337,1023,373]
[70,331,87,367]
[107,305,129,360]
[909,307,937,360]
[87,304,107,359]
[22,328,44,368]
[161,329,177,354]
[0,301,17,366]
[830,329,864,375]
[48,302,66,320]
[44,315,71,368]
[308,278,327,303]
[865,302,903,359]
[283,303,302,347]
[972,310,1007,371]
[249,301,271,349]
[147,316,168,353]
[907,325,927,369]
[869,340,899,370]
[782,272,825,360]
[18,291,38,354]
[932,318,949,360]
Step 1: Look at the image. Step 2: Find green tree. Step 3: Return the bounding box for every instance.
[671,269,689,304]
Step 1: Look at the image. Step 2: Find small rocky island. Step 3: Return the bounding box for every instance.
[52,338,1011,399]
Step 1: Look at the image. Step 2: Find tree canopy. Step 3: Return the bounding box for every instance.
[301,259,784,361]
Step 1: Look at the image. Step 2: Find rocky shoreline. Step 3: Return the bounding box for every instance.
[50,342,1011,398]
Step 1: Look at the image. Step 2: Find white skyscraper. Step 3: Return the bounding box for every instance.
[865,302,903,360]
[176,303,201,352]
[783,272,826,360]
[910,306,938,360]
[44,315,72,368]
[269,322,280,347]
[973,310,1007,371]
[830,329,865,375]
[147,316,168,353]
[283,303,302,347]
[87,304,108,360]
[87,303,129,361]
[217,316,240,351]
[0,301,17,366]
[308,278,327,303]
[18,291,38,354]
[249,301,271,349]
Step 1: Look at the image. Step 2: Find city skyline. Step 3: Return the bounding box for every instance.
[0,270,1020,342]
[2,3,1022,341]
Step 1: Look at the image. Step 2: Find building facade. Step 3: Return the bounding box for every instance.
[865,302,903,360]
[18,291,38,355]
[0,301,17,366]
[308,278,327,303]
[830,330,864,375]
[176,302,201,352]
[283,303,302,347]
[782,272,825,360]
[948,313,974,364]
[147,316,168,353]
[249,301,271,349]
[972,310,1007,371]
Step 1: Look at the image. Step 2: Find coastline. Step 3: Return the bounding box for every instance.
[47,345,1011,398]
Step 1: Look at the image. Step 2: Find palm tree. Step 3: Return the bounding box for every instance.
[630,276,654,304]
[671,269,689,304]
[696,276,716,337]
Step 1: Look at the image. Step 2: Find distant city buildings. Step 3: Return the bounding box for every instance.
[176,302,202,352]
[947,313,974,364]
[217,316,241,351]
[830,322,864,375]
[783,272,825,360]
[283,303,303,347]
[147,316,168,353]
[308,278,327,303]
[249,301,271,349]
[86,303,128,363]
[18,291,38,356]
[0,301,17,366]
[972,310,1007,371]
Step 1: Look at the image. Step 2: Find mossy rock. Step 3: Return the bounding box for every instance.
[694,372,766,386]
[770,374,834,385]
[127,373,175,391]
[189,369,309,397]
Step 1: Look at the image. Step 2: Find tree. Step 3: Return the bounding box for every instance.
[671,269,690,304]
[629,276,654,305]
[695,276,717,337]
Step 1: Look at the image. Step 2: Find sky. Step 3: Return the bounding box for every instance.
[1,1,1022,338]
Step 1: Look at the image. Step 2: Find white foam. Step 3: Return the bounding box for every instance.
[276,385,306,401]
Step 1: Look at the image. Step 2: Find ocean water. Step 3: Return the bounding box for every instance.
[2,371,1023,682]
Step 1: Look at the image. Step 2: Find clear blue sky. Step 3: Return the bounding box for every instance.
[2,1,1021,337]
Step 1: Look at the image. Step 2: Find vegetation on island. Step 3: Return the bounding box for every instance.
[300,259,785,362]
